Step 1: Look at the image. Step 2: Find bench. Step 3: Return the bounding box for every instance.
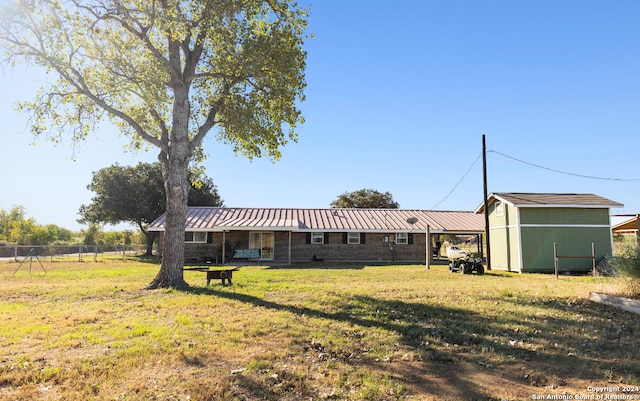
[233,248,260,261]
[183,267,239,285]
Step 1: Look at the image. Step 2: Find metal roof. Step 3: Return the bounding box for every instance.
[149,207,486,233]
[612,216,638,235]
[475,192,623,213]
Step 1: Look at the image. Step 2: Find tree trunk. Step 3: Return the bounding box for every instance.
[146,153,190,289]
[146,84,192,290]
[144,231,157,256]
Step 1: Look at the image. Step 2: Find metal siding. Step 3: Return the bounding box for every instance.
[419,210,483,232]
[297,210,308,229]
[334,210,346,230]
[322,210,334,230]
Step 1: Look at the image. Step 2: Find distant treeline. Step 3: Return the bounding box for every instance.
[0,205,142,246]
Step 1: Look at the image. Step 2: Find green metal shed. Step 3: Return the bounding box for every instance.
[475,193,623,273]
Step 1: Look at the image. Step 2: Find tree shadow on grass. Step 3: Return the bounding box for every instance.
[130,254,161,264]
[185,285,635,400]
[187,286,492,399]
[477,293,640,372]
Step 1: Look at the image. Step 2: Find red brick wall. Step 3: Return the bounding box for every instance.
[160,230,429,264]
[286,232,427,263]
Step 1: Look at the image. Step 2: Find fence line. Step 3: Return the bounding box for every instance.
[0,244,151,262]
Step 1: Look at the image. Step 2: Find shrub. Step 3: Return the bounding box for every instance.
[612,245,640,296]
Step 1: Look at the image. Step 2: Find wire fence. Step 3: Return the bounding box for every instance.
[0,244,152,262]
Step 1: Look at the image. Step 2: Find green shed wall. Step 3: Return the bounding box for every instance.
[519,208,611,225]
[488,204,614,273]
[519,207,612,273]
[488,200,521,271]
[489,225,520,271]
[520,226,612,273]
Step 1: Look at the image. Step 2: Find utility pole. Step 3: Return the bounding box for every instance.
[482,134,491,270]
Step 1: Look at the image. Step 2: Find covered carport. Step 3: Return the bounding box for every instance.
[613,214,639,244]
[423,210,486,264]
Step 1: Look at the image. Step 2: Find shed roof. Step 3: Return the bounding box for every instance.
[475,192,623,213]
[149,207,485,233]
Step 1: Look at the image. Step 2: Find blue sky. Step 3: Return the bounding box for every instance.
[1,1,639,231]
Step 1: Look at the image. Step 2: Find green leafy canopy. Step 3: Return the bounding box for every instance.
[331,189,400,209]
[78,162,223,232]
[0,0,309,162]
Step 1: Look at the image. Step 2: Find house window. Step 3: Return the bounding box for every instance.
[185,231,207,243]
[396,233,408,244]
[495,201,504,217]
[347,232,361,244]
[311,232,324,244]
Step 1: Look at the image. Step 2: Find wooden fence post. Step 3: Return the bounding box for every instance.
[554,242,558,279]
[591,243,596,276]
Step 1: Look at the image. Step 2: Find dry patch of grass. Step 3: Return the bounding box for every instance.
[1,258,639,400]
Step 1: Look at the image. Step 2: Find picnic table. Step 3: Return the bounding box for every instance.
[183,267,239,285]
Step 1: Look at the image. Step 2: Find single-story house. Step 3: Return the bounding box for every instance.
[475,193,623,273]
[149,207,486,264]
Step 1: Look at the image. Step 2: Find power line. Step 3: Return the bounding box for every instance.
[488,150,640,182]
[430,147,638,210]
[430,153,482,209]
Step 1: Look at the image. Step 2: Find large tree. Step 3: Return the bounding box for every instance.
[330,188,400,209]
[78,162,223,255]
[0,0,308,289]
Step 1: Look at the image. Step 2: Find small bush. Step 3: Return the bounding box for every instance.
[612,246,640,296]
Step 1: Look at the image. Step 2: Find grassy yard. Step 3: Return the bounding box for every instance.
[1,257,639,401]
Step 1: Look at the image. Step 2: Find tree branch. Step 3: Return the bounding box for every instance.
[189,80,236,153]
[71,0,180,86]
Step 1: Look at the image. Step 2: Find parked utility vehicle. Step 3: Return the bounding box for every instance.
[448,257,485,275]
[445,246,466,260]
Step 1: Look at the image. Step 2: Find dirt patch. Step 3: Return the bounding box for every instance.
[368,353,606,400]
